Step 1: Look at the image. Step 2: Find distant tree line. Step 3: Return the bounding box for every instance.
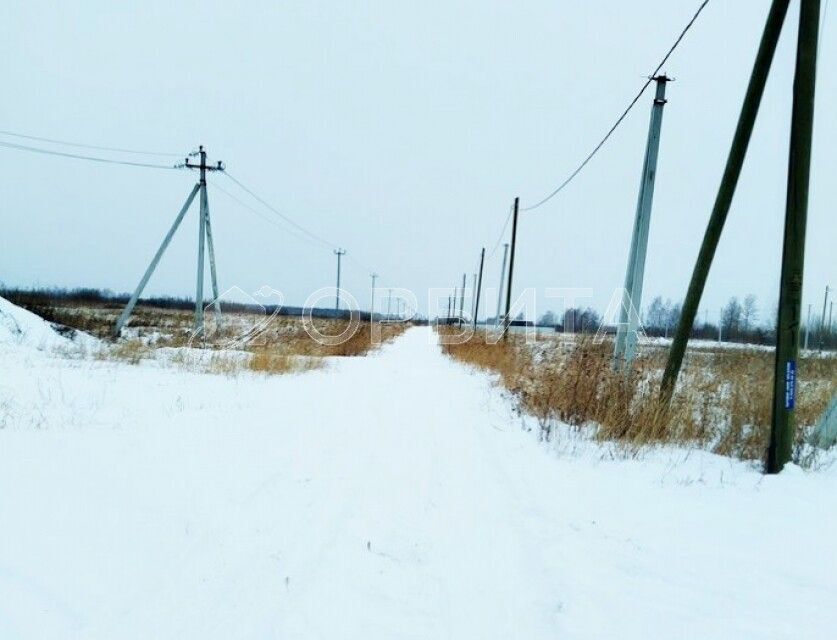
[0,285,377,322]
[643,294,836,350]
[536,308,602,334]
[0,285,196,310]
[532,293,836,350]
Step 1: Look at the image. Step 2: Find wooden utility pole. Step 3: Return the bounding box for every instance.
[459,273,466,327]
[818,285,830,351]
[495,243,509,325]
[502,197,520,340]
[767,0,820,474]
[474,248,485,329]
[470,273,477,319]
[661,0,791,398]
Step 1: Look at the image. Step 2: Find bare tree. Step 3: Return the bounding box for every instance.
[563,307,601,334]
[538,310,556,327]
[742,294,758,332]
[721,297,743,340]
[646,296,667,330]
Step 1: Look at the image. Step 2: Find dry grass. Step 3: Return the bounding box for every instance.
[283,320,408,357]
[38,301,410,360]
[94,339,153,365]
[94,339,323,377]
[247,348,323,375]
[440,327,837,465]
[71,304,410,378]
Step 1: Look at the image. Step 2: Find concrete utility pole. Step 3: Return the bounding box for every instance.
[191,146,223,334]
[195,160,207,331]
[496,243,509,325]
[370,273,378,316]
[474,248,485,329]
[767,0,820,475]
[502,198,520,340]
[115,145,224,337]
[613,75,670,369]
[387,288,393,319]
[333,249,346,312]
[662,0,792,398]
[818,285,830,351]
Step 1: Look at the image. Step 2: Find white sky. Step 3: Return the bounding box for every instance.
[1,1,835,323]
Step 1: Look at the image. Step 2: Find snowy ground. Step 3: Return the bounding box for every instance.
[1,313,835,639]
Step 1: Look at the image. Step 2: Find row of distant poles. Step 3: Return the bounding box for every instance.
[444,244,510,330]
[466,0,825,474]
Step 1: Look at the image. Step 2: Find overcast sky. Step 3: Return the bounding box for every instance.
[1,1,835,323]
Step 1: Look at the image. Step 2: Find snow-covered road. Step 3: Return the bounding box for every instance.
[1,326,835,639]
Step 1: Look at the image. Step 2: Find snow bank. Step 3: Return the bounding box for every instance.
[0,295,94,351]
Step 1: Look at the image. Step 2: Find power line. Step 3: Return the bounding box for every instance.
[208,180,324,248]
[522,0,710,212]
[1,129,395,290]
[345,253,382,282]
[0,139,181,170]
[0,128,183,157]
[223,172,337,251]
[486,203,514,259]
[219,173,395,288]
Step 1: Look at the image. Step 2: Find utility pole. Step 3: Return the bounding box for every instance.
[115,145,224,337]
[470,273,478,319]
[370,273,378,317]
[387,288,393,319]
[496,243,509,325]
[333,248,346,312]
[767,0,820,475]
[661,0,792,398]
[804,303,812,349]
[502,198,520,340]
[818,285,830,351]
[474,248,485,329]
[459,273,466,327]
[447,296,452,322]
[613,75,670,369]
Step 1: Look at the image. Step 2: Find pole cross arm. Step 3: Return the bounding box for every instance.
[184,160,225,172]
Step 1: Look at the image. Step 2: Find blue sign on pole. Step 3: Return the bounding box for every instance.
[785,360,796,410]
